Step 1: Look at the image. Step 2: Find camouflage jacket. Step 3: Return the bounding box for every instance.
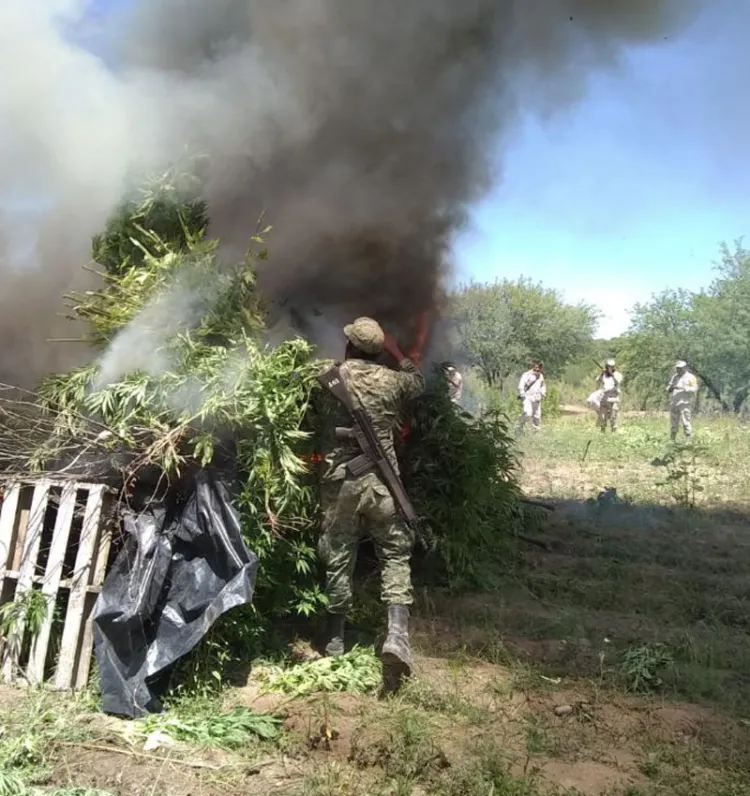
[312,357,425,482]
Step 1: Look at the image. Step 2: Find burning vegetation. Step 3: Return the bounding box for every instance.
[0,166,540,689]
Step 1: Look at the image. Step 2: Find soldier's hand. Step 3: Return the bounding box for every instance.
[383,332,405,360]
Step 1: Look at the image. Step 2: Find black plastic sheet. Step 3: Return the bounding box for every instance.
[92,468,258,718]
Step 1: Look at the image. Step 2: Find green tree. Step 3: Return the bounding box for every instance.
[449,278,599,389]
[693,242,750,413]
[622,241,750,414]
[620,289,700,409]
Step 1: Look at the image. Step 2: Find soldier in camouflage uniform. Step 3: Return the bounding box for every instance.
[315,317,425,678]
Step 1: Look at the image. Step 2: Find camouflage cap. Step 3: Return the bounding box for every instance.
[343,317,385,354]
[606,359,616,367]
[675,359,687,368]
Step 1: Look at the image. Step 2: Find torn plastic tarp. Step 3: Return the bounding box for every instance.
[92,468,258,718]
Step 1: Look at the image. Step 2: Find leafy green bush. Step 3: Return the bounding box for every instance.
[621,643,675,694]
[20,167,530,692]
[403,383,533,589]
[543,384,562,419]
[30,169,326,656]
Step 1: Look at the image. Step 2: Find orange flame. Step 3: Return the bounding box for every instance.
[407,309,431,367]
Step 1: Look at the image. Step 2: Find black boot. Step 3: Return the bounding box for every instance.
[381,605,413,679]
[324,613,345,657]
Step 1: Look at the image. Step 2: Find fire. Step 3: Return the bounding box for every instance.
[407,309,431,367]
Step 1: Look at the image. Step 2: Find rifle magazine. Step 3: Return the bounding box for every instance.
[346,454,375,477]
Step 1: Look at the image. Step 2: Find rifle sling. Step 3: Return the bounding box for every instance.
[524,372,541,394]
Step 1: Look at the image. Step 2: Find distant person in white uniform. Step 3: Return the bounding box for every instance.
[595,359,623,433]
[667,360,698,440]
[518,360,546,432]
[442,363,463,405]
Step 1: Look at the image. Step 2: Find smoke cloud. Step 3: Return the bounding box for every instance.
[0,0,702,385]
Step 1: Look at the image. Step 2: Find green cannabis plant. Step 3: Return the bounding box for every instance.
[403,383,530,589]
[29,166,326,646]
[16,164,531,693]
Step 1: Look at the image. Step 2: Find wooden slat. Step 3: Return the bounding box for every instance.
[54,485,105,691]
[2,481,51,683]
[10,504,30,573]
[0,483,21,590]
[73,493,113,689]
[0,479,116,690]
[27,483,78,685]
[0,572,105,593]
[0,478,115,493]
[90,494,114,589]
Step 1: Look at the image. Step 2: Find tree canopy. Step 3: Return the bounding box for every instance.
[449,278,599,388]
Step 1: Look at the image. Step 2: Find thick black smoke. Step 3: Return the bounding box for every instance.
[0,0,701,382]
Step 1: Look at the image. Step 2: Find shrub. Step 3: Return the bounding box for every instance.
[17,166,531,690]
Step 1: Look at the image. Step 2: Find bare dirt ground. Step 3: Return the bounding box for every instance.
[1,416,749,795]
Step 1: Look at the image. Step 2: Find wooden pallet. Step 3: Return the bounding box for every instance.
[0,478,116,690]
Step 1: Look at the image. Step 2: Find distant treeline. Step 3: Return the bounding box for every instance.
[449,241,750,415]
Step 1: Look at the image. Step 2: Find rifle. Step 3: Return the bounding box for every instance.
[594,359,620,382]
[318,365,433,550]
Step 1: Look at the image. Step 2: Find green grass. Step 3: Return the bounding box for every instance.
[399,412,750,795]
[0,415,748,796]
[519,414,750,505]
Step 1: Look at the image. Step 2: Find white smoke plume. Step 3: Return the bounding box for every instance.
[0,0,706,386]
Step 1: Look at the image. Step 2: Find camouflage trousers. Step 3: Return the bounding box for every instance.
[318,472,415,615]
[670,403,693,438]
[597,399,620,432]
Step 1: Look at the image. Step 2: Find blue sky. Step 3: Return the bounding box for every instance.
[73,1,749,339]
[454,3,750,337]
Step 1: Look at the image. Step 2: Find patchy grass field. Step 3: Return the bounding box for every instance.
[0,413,749,796]
[520,411,750,506]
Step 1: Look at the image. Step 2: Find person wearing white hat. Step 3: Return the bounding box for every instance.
[666,360,698,440]
[595,358,623,432]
